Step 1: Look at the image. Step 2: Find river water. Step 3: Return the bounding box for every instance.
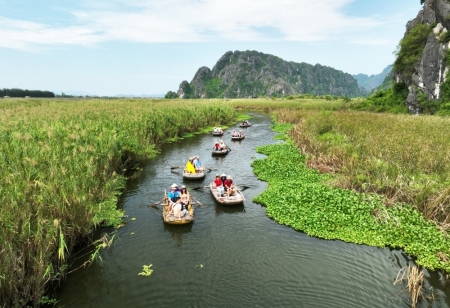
[57,113,449,307]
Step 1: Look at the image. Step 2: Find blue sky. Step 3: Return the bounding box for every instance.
[0,0,423,96]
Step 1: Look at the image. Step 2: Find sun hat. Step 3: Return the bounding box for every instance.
[181,185,186,189]
[227,175,232,179]
[221,173,226,177]
[171,183,178,188]
[215,174,220,177]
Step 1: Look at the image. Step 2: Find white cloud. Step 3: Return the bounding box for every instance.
[0,0,384,50]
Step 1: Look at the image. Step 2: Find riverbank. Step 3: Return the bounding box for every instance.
[0,98,236,306]
[230,98,450,288]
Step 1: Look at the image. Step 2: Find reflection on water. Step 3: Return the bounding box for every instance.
[56,113,450,308]
[163,223,193,247]
[214,203,245,216]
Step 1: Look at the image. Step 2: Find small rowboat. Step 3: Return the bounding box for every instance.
[239,123,252,128]
[212,147,229,155]
[183,168,206,179]
[209,182,245,205]
[212,131,224,136]
[231,135,245,141]
[162,195,194,224]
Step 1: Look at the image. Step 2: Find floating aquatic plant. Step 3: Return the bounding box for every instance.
[138,264,153,277]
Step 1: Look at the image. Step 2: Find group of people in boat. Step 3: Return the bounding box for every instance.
[241,120,250,126]
[166,183,191,219]
[185,156,204,173]
[213,140,227,151]
[231,130,244,138]
[213,173,236,197]
[213,127,223,134]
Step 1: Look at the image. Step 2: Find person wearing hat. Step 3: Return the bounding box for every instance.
[185,157,196,174]
[220,173,227,189]
[168,184,180,203]
[193,155,204,172]
[219,140,225,150]
[214,174,225,197]
[179,185,190,214]
[224,175,236,197]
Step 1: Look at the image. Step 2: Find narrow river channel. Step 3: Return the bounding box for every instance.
[57,113,449,307]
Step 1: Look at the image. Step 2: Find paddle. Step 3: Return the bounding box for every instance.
[192,186,209,191]
[150,199,164,207]
[192,196,203,206]
[170,166,180,170]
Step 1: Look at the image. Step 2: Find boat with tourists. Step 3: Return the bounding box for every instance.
[212,147,229,155]
[162,194,194,224]
[231,130,245,141]
[183,168,205,179]
[183,156,206,179]
[212,127,224,136]
[212,140,229,155]
[209,181,245,205]
[239,120,252,128]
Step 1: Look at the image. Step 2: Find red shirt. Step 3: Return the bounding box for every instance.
[224,179,233,188]
[214,178,223,186]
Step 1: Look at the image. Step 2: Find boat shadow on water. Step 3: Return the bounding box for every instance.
[163,222,193,247]
[214,203,245,215]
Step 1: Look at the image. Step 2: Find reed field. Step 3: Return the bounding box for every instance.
[0,98,235,307]
[231,98,450,280]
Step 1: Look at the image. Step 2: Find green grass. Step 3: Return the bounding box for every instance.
[0,98,236,307]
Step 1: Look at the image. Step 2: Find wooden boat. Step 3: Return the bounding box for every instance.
[231,134,245,141]
[211,147,229,155]
[162,195,194,224]
[209,182,245,205]
[212,131,224,136]
[239,122,252,128]
[182,167,206,179]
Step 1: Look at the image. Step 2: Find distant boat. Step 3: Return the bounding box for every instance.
[239,122,252,128]
[212,130,224,136]
[212,146,229,156]
[231,134,245,141]
[209,182,245,205]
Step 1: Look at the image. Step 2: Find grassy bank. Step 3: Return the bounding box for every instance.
[228,98,450,274]
[0,98,235,307]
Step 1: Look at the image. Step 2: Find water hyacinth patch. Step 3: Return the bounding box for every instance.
[252,142,450,273]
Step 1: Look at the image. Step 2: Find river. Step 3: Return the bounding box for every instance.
[57,113,449,307]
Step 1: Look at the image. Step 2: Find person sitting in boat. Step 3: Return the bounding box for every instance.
[220,173,227,188]
[193,155,204,172]
[214,174,225,197]
[218,127,223,133]
[213,127,218,133]
[238,130,243,137]
[168,185,180,203]
[185,157,196,173]
[169,197,182,219]
[219,140,226,150]
[214,141,220,151]
[231,130,236,137]
[224,175,236,196]
[180,185,190,212]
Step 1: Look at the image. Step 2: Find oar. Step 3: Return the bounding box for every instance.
[150,199,164,207]
[192,196,203,206]
[170,166,180,170]
[192,186,209,191]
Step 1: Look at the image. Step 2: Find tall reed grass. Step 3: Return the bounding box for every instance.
[0,98,235,307]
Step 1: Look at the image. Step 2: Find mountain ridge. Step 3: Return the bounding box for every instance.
[166,50,366,99]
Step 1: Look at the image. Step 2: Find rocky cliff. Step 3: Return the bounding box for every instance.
[395,0,450,113]
[171,50,364,99]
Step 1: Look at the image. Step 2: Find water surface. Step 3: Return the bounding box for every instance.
[57,113,450,307]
